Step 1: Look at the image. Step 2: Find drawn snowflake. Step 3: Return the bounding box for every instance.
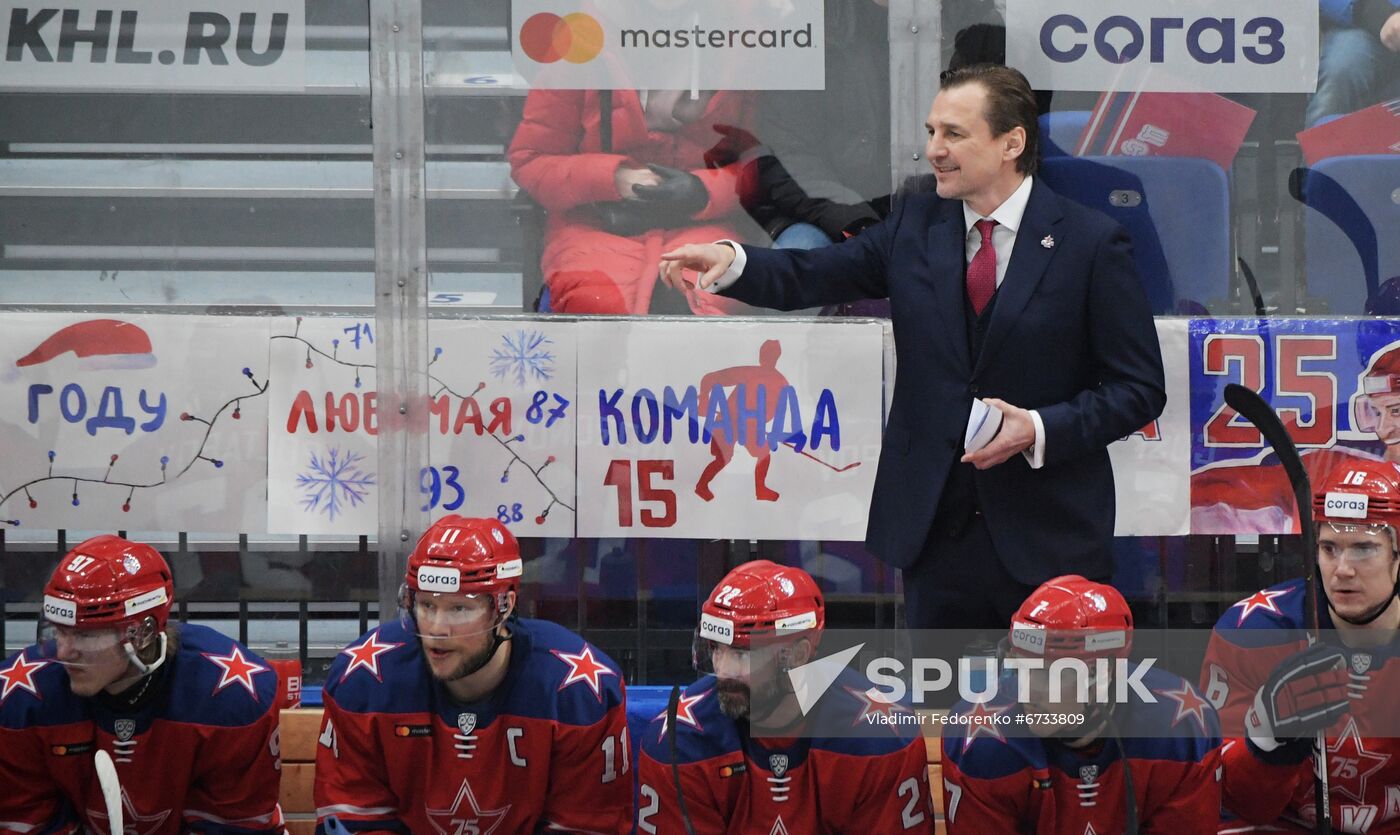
[296,447,375,521]
[490,330,555,387]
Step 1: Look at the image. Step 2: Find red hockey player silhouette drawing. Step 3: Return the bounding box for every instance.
[696,339,788,503]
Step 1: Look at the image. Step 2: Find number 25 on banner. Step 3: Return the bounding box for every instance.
[1202,334,1337,448]
[604,459,676,528]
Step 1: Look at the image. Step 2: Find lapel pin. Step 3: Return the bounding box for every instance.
[1040,235,1055,249]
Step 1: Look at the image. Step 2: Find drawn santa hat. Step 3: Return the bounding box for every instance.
[16,319,156,370]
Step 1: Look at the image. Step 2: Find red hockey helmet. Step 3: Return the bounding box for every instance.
[1353,343,1400,433]
[699,560,825,651]
[406,515,522,597]
[1007,575,1133,660]
[43,535,174,635]
[1312,458,1400,625]
[1312,458,1400,536]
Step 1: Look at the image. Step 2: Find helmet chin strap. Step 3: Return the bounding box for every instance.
[444,612,515,683]
[124,631,167,677]
[1330,583,1400,626]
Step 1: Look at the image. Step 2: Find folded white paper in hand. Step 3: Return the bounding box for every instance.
[964,398,1004,453]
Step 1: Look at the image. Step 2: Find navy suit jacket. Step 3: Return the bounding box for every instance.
[723,178,1166,582]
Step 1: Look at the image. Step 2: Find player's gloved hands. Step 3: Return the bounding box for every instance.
[1246,643,1349,759]
[632,164,709,218]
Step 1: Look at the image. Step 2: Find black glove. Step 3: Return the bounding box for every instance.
[1245,643,1349,760]
[631,164,710,218]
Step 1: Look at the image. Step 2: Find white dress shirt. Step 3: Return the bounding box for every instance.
[707,175,1047,468]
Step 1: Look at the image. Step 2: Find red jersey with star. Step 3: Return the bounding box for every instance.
[0,623,284,834]
[941,666,1222,835]
[635,671,935,834]
[314,617,631,834]
[1203,578,1400,833]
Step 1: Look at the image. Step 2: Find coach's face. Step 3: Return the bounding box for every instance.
[925,82,1026,217]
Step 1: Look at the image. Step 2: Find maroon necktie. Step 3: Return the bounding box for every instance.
[966,218,998,315]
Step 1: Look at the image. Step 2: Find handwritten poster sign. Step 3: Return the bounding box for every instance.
[427,319,577,536]
[0,313,269,532]
[266,317,379,534]
[266,317,578,536]
[574,319,885,540]
[2,312,1202,539]
[1111,319,1190,536]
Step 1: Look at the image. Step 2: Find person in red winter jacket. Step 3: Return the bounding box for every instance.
[508,86,763,314]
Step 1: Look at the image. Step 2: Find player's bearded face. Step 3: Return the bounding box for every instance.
[1319,523,1400,620]
[44,626,131,697]
[712,643,786,721]
[414,592,502,682]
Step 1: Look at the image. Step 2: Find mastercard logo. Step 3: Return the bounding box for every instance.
[519,12,605,64]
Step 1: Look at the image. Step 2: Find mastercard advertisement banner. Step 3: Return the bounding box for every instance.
[512,0,827,90]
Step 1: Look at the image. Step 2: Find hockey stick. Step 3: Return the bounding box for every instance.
[1102,708,1140,835]
[684,415,861,474]
[1222,383,1332,835]
[780,441,862,473]
[94,748,123,835]
[1237,257,1268,318]
[667,685,697,835]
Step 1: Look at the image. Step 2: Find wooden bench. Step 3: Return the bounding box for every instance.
[923,711,949,835]
[279,708,322,835]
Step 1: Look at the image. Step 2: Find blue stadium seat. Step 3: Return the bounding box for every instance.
[1301,155,1400,314]
[1039,110,1091,157]
[1038,155,1231,314]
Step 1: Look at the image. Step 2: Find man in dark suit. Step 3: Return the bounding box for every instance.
[658,65,1166,630]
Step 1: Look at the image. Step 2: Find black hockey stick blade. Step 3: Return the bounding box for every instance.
[1237,257,1267,318]
[1221,382,1331,834]
[1221,384,1319,625]
[668,684,697,835]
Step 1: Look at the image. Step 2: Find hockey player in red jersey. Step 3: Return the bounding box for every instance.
[1203,458,1400,833]
[636,559,934,834]
[314,515,632,833]
[942,576,1223,834]
[0,535,285,833]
